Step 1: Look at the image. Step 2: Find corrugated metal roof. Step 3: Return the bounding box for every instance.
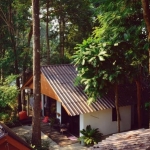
[41,64,135,116]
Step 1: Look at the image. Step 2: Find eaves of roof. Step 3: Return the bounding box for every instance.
[0,123,33,150]
[21,76,33,90]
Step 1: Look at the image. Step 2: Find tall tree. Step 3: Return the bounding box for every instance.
[141,0,150,72]
[46,0,93,63]
[73,0,148,131]
[0,0,21,111]
[0,0,32,112]
[31,0,41,147]
[141,0,150,128]
[45,0,51,64]
[94,0,148,130]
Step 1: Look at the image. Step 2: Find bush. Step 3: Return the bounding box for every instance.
[0,75,19,124]
[34,140,51,150]
[78,125,103,146]
[0,113,9,122]
[23,135,53,150]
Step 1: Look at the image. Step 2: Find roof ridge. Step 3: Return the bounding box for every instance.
[41,63,73,67]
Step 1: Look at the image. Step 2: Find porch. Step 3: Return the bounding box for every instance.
[40,117,79,147]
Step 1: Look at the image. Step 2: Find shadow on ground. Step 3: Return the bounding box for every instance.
[41,120,79,147]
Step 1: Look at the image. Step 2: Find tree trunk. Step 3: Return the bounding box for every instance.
[31,0,41,147]
[46,0,50,65]
[59,15,65,62]
[141,0,150,128]
[0,49,5,84]
[21,22,32,111]
[28,23,33,46]
[21,66,26,111]
[0,68,3,83]
[114,84,120,133]
[136,79,142,128]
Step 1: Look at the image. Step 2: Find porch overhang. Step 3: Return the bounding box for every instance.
[21,73,60,102]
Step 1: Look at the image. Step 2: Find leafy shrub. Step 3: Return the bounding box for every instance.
[78,125,103,146]
[0,75,19,124]
[34,140,51,150]
[23,135,53,150]
[0,113,9,122]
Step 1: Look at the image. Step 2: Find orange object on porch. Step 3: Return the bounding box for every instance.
[19,111,28,120]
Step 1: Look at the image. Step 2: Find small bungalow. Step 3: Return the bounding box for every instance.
[21,64,148,137]
[0,123,32,150]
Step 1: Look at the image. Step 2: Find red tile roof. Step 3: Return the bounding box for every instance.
[90,128,150,150]
[0,123,32,149]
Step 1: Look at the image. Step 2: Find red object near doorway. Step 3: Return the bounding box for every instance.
[19,111,28,120]
[42,116,49,123]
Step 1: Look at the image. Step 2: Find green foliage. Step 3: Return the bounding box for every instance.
[31,140,51,150]
[40,0,94,64]
[72,0,149,104]
[78,125,103,146]
[145,102,150,110]
[0,0,32,78]
[0,110,18,124]
[0,75,19,109]
[73,37,127,102]
[0,113,9,122]
[0,75,19,123]
[23,135,53,150]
